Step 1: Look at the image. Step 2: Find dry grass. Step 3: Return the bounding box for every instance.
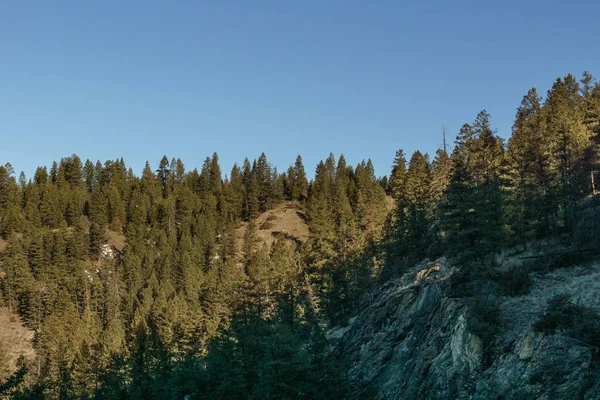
[106,229,126,251]
[0,307,35,382]
[236,201,309,251]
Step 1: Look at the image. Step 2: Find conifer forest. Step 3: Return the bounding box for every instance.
[1,72,600,399]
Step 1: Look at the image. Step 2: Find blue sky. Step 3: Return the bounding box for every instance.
[1,0,599,179]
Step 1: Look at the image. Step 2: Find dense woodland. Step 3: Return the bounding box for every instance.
[0,72,599,399]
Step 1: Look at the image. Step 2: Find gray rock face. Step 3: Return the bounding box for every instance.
[331,260,600,399]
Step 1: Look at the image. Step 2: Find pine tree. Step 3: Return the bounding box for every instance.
[157,156,171,198]
[389,149,407,200]
[242,158,259,220]
[306,162,336,264]
[506,88,552,239]
[333,155,360,261]
[84,159,96,192]
[64,186,83,227]
[49,161,59,183]
[39,183,62,228]
[107,185,126,231]
[224,163,245,222]
[404,151,432,257]
[141,160,161,201]
[0,235,35,314]
[354,159,388,241]
[59,154,83,187]
[580,72,600,197]
[542,75,592,231]
[209,153,222,198]
[441,113,506,261]
[88,186,108,226]
[430,130,452,208]
[0,165,22,237]
[293,155,308,200]
[89,223,104,260]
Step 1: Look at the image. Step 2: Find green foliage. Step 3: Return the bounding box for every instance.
[285,155,309,201]
[440,112,506,263]
[534,294,600,349]
[526,248,597,273]
[449,259,533,299]
[493,267,533,297]
[0,366,27,398]
[467,295,502,353]
[573,197,600,251]
[202,320,347,400]
[88,223,104,260]
[0,70,599,398]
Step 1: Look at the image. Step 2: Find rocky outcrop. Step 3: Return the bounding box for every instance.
[331,260,600,399]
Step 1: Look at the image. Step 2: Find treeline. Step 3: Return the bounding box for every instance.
[0,149,388,398]
[382,72,600,273]
[0,71,599,399]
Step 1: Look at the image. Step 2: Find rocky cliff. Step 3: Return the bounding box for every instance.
[329,258,600,399]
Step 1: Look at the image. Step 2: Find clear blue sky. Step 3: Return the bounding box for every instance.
[1,0,599,179]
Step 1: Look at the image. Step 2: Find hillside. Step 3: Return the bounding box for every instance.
[0,308,35,384]
[235,200,309,251]
[330,252,600,399]
[0,69,599,398]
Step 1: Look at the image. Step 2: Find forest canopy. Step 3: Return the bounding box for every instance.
[0,71,599,399]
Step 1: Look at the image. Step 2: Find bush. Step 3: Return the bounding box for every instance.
[534,294,577,332]
[449,261,532,299]
[467,295,502,347]
[525,247,596,273]
[494,267,532,296]
[448,270,473,298]
[259,221,274,230]
[534,294,600,349]
[573,199,600,251]
[448,260,500,298]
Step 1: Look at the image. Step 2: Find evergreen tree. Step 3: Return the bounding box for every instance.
[0,164,22,236]
[543,74,592,230]
[403,151,432,257]
[89,223,104,260]
[293,155,308,200]
[441,112,506,261]
[39,183,62,228]
[506,87,552,238]
[156,155,171,198]
[84,159,97,192]
[389,149,407,200]
[242,158,259,220]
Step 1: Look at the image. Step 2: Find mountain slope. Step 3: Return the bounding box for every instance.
[236,200,309,251]
[0,307,35,383]
[331,257,600,399]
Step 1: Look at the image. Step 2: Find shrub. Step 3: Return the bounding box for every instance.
[467,295,502,347]
[573,199,600,251]
[494,267,532,296]
[448,260,499,298]
[526,249,595,273]
[449,261,532,299]
[534,294,600,349]
[260,221,274,230]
